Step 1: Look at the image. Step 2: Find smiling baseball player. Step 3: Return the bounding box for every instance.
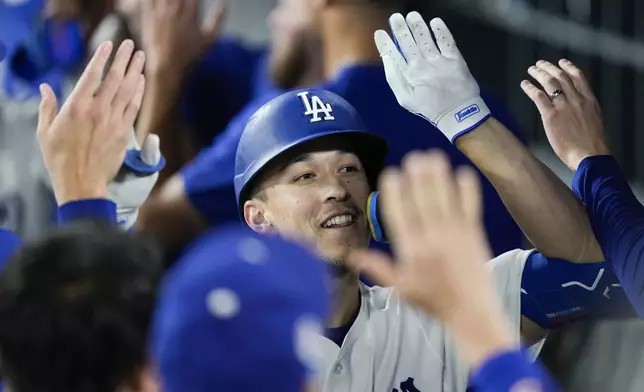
[229,10,636,390]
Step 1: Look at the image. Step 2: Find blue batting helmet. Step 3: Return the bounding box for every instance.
[234,88,389,214]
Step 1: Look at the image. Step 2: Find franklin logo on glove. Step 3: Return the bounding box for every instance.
[455,104,481,123]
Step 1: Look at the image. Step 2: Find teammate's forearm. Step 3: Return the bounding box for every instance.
[573,155,644,316]
[455,118,603,262]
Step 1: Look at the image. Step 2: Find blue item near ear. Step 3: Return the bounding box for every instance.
[367,191,387,242]
[122,149,166,176]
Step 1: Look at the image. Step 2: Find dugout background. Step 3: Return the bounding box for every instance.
[2,0,644,390]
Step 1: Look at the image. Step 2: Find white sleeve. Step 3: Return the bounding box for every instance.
[488,248,546,361]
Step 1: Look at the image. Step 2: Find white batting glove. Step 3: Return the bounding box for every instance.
[375,12,491,142]
[108,130,164,231]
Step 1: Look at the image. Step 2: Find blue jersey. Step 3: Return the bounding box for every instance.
[573,155,644,316]
[182,63,523,256]
[182,90,283,224]
[180,39,274,148]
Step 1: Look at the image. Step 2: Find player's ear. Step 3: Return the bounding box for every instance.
[244,201,277,235]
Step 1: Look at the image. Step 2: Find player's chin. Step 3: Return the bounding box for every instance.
[317,230,369,259]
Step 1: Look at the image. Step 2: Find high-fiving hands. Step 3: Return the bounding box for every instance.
[110,131,164,229]
[37,39,164,230]
[141,0,227,75]
[349,151,496,321]
[348,150,517,367]
[374,12,490,142]
[522,60,610,171]
[37,40,146,205]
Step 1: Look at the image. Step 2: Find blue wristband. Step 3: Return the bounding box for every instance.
[57,199,117,225]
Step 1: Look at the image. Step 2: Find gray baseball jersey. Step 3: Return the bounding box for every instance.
[0,65,58,239]
[311,248,544,392]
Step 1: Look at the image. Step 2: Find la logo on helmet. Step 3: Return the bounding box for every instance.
[298,92,335,123]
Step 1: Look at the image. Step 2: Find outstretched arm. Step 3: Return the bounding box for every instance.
[519,58,644,316]
[375,13,603,263]
[37,40,160,231]
[572,156,644,316]
[455,118,602,262]
[348,147,560,392]
[373,12,642,347]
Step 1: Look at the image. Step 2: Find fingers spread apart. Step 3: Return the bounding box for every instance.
[70,41,113,103]
[37,84,59,137]
[520,80,553,115]
[455,166,482,225]
[112,50,146,116]
[403,150,458,225]
[535,60,581,101]
[388,13,419,63]
[558,59,595,100]
[374,29,408,71]
[405,11,438,59]
[95,40,135,108]
[428,18,461,59]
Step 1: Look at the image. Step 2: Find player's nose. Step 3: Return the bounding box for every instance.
[321,175,350,203]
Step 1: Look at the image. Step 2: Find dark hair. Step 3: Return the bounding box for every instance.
[0,221,163,392]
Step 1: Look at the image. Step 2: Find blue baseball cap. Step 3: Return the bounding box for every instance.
[152,225,329,392]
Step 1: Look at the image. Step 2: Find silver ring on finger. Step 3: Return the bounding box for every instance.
[549,89,565,100]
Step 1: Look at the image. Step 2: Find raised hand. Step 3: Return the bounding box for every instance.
[374,12,490,142]
[37,40,146,205]
[348,150,498,321]
[522,60,610,171]
[140,0,227,75]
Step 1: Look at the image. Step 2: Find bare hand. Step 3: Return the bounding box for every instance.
[37,40,146,204]
[348,150,498,322]
[140,0,226,75]
[522,59,610,171]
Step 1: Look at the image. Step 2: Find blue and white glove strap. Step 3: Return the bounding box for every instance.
[438,96,491,144]
[123,148,166,176]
